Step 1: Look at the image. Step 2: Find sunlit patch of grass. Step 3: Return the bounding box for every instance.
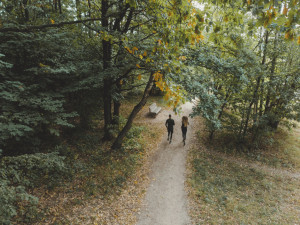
[188,148,300,224]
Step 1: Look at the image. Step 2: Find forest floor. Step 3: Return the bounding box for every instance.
[31,96,181,225]
[30,97,300,225]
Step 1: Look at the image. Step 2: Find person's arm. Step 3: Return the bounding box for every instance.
[165,120,168,127]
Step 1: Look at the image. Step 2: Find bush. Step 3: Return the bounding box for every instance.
[1,152,70,188]
[0,181,38,225]
[0,152,70,224]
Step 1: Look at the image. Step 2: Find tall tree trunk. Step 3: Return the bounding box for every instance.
[251,30,269,141]
[243,76,261,138]
[258,78,264,117]
[58,0,62,14]
[112,73,154,150]
[102,0,113,140]
[265,32,278,112]
[258,30,269,117]
[243,30,269,139]
[87,0,91,17]
[22,0,29,22]
[54,0,57,11]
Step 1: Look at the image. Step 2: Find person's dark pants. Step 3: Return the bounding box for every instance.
[182,127,187,141]
[168,128,173,140]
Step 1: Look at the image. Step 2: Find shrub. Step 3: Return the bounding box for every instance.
[0,152,70,224]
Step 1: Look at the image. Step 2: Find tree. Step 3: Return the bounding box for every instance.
[184,0,299,145]
[0,0,298,151]
[0,1,105,154]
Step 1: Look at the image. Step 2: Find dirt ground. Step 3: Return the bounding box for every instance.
[136,102,194,225]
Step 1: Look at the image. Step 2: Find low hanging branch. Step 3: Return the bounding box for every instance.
[0,18,102,32]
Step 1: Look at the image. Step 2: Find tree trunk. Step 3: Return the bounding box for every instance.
[102,69,113,140]
[58,0,62,14]
[87,0,91,17]
[102,0,113,140]
[257,30,269,118]
[258,78,264,117]
[22,0,29,22]
[265,32,278,112]
[243,30,269,138]
[112,73,154,150]
[251,30,269,141]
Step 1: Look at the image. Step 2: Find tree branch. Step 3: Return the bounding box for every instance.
[0,18,102,32]
[121,82,148,91]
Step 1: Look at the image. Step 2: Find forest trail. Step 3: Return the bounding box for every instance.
[136,102,194,225]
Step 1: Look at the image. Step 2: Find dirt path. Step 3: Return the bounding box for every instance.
[136,102,194,225]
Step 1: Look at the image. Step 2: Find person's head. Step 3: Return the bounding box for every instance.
[182,116,188,126]
[169,114,171,118]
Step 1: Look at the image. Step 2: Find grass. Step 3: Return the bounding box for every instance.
[188,118,300,224]
[260,124,300,169]
[203,122,300,170]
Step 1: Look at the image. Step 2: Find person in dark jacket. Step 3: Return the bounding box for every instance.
[181,116,189,146]
[165,114,175,143]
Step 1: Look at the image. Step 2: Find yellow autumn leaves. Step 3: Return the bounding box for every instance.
[263,6,277,28]
[124,46,147,81]
[123,43,187,107]
[153,71,183,108]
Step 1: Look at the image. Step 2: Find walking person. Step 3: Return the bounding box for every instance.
[181,116,189,146]
[165,114,175,143]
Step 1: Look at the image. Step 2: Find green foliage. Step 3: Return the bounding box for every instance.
[0,152,70,224]
[185,26,299,146]
[123,125,145,151]
[0,31,74,153]
[0,181,38,225]
[1,152,70,188]
[0,26,107,153]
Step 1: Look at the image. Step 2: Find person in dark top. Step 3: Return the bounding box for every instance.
[181,116,189,146]
[165,114,175,143]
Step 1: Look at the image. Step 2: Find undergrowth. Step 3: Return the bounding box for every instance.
[202,122,300,170]
[188,119,300,224]
[2,95,165,224]
[29,96,165,224]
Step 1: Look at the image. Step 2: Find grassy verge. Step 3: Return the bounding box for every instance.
[204,122,300,170]
[259,124,300,169]
[187,118,300,224]
[30,96,166,224]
